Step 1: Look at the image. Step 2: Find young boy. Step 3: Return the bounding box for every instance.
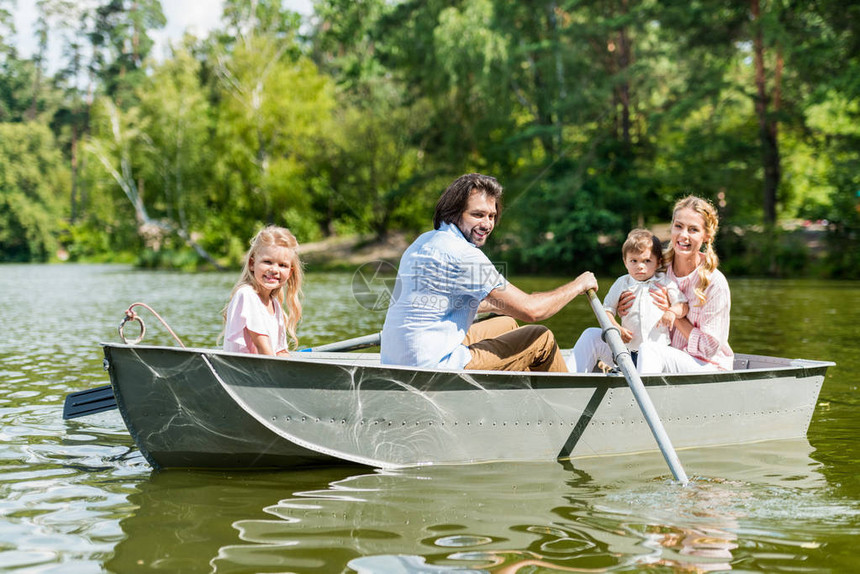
[566,229,688,372]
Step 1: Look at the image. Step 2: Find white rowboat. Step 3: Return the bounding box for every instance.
[101,343,831,470]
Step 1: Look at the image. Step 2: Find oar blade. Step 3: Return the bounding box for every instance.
[63,384,117,419]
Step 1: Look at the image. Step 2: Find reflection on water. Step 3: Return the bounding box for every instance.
[101,440,853,574]
[1,265,859,573]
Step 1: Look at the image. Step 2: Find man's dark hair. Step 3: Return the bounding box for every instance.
[433,173,503,230]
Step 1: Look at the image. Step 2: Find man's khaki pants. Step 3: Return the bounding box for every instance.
[462,316,568,372]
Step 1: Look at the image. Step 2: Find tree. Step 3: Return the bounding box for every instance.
[26,0,51,120]
[749,0,782,226]
[0,0,14,63]
[323,81,435,239]
[654,0,854,227]
[367,0,518,171]
[137,43,212,237]
[85,98,152,237]
[0,0,855,273]
[0,122,68,261]
[220,0,303,44]
[86,95,223,267]
[310,0,441,238]
[0,0,38,124]
[40,0,93,224]
[88,0,166,106]
[56,24,91,223]
[212,32,335,241]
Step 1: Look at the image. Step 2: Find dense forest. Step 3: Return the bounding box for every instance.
[1,0,858,277]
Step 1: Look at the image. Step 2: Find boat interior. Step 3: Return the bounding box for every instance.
[288,350,832,373]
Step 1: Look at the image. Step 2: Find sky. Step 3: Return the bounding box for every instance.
[12,0,313,72]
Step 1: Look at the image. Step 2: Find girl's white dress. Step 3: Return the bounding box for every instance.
[223,284,287,354]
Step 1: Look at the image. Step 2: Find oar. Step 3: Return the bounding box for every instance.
[585,289,689,485]
[299,332,381,352]
[62,333,383,420]
[62,384,116,419]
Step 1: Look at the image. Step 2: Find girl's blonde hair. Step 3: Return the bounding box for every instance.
[664,195,720,305]
[222,226,303,349]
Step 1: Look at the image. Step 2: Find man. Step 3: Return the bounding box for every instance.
[380,173,598,372]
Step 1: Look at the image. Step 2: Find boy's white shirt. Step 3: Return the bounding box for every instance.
[602,271,686,351]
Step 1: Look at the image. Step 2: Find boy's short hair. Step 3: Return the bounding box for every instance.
[622,229,664,269]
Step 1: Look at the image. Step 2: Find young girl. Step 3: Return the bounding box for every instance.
[222,226,303,356]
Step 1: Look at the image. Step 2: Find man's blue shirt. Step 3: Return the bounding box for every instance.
[380,222,506,369]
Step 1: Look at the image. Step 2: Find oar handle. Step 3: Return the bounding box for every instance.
[585,289,606,326]
[304,332,382,353]
[586,289,624,356]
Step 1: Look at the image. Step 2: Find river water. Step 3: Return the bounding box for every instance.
[0,264,857,573]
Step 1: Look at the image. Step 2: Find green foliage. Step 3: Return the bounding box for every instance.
[211,34,335,240]
[493,162,622,273]
[0,0,857,276]
[823,206,860,279]
[61,220,125,262]
[83,97,148,237]
[137,44,213,229]
[719,227,813,277]
[651,89,762,225]
[314,79,436,239]
[802,88,860,278]
[0,122,68,261]
[220,0,302,47]
[89,0,166,104]
[280,207,322,244]
[0,54,37,121]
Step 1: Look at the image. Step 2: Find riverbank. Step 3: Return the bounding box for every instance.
[299,232,412,270]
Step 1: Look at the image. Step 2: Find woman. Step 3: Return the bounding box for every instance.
[620,196,733,373]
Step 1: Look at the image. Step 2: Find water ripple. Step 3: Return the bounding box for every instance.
[0,266,857,573]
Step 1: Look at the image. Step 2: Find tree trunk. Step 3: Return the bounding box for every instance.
[70,125,79,222]
[549,1,565,153]
[27,9,48,121]
[616,25,632,150]
[89,102,224,270]
[751,0,781,226]
[530,8,557,160]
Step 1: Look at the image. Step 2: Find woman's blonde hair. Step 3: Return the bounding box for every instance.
[222,226,303,349]
[664,195,720,305]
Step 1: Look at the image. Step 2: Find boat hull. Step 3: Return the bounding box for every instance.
[103,344,831,470]
[104,345,327,468]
